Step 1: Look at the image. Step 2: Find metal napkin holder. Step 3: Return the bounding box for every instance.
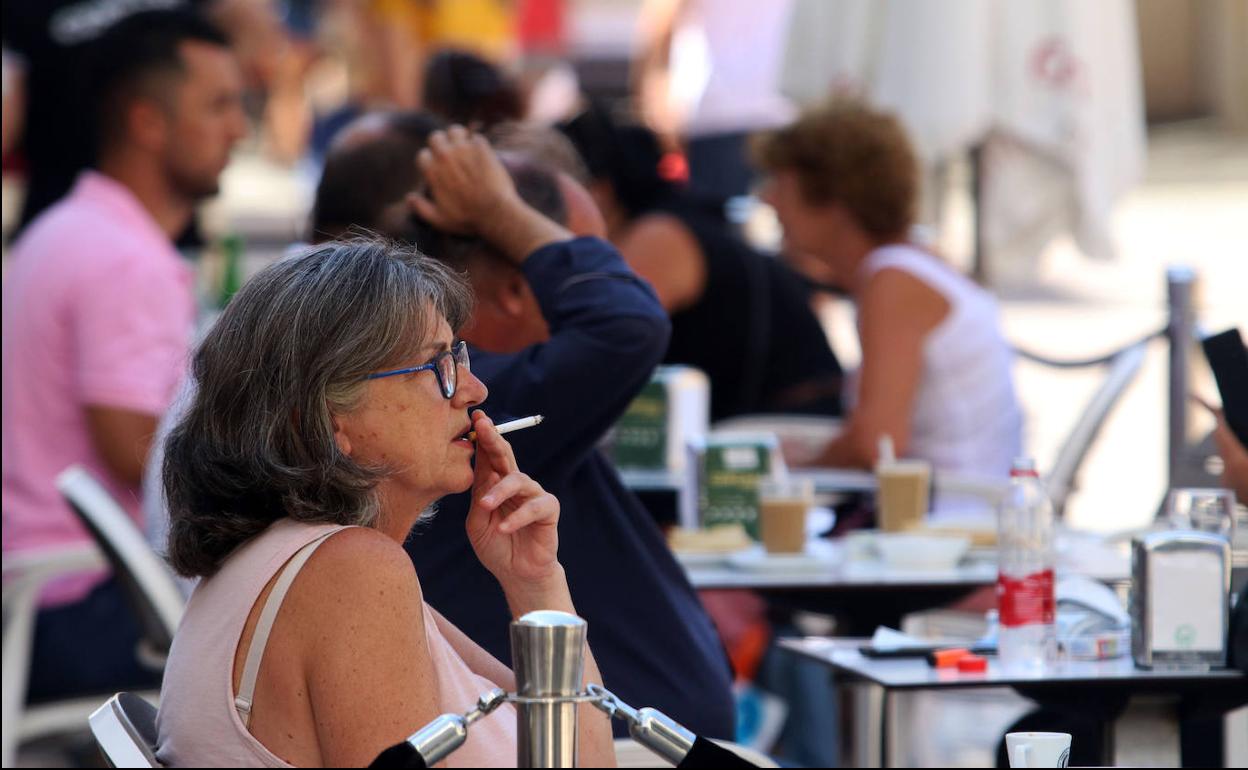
[1131,530,1231,670]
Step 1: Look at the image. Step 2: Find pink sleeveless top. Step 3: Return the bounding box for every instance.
[155,518,517,767]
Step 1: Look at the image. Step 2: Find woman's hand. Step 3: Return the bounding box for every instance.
[1195,395,1248,503]
[407,125,521,236]
[465,411,562,589]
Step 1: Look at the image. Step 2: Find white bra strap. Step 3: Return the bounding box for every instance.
[235,530,339,727]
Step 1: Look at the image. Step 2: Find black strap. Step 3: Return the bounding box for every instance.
[677,736,760,768]
[368,742,427,769]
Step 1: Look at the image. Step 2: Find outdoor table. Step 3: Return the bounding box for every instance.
[679,535,1130,634]
[684,551,999,633]
[780,637,1247,767]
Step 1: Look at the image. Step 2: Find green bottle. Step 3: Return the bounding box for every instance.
[218,233,244,308]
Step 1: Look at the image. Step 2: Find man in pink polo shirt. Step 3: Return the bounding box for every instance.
[2,9,245,702]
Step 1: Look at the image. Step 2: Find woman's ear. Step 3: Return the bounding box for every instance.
[330,411,353,456]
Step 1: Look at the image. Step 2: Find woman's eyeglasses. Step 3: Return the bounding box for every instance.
[364,341,470,399]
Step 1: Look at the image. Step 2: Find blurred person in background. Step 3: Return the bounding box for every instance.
[755,100,1022,484]
[308,0,517,158]
[308,110,443,240]
[1,0,285,238]
[560,105,843,423]
[422,47,526,128]
[155,237,616,767]
[1,9,246,702]
[633,0,796,204]
[309,117,736,739]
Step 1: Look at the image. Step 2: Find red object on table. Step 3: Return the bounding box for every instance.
[929,648,970,668]
[957,654,988,672]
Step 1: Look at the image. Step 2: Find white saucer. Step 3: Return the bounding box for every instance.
[672,549,745,567]
[727,543,838,572]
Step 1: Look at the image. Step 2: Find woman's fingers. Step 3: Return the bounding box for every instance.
[477,470,537,511]
[473,411,519,474]
[494,493,559,534]
[473,469,559,533]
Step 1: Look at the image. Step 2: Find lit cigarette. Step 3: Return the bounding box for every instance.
[468,414,544,442]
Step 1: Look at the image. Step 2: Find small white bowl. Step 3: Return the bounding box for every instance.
[874,533,971,571]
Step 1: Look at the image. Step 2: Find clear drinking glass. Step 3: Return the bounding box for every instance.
[1165,488,1236,537]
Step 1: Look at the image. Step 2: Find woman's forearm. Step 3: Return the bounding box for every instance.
[576,647,618,767]
[817,429,873,469]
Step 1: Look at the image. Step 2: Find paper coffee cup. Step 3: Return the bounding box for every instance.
[876,459,930,532]
[1006,732,1071,768]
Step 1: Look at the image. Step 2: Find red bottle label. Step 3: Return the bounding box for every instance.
[997,568,1055,627]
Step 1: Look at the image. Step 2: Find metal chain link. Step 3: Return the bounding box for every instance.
[462,687,508,726]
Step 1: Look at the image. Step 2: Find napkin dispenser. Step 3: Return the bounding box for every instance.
[688,432,784,538]
[1131,531,1231,670]
[612,366,709,474]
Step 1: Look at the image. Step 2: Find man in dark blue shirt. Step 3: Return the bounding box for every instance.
[312,117,736,739]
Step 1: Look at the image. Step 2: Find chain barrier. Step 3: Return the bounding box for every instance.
[392,683,698,767]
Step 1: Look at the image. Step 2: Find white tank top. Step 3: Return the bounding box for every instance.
[855,245,1023,487]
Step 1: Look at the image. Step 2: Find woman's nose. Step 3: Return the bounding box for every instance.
[454,368,488,408]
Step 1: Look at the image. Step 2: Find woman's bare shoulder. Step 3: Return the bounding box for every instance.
[620,212,706,310]
[289,526,424,624]
[861,266,949,329]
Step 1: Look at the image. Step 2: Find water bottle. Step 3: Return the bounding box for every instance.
[997,457,1057,670]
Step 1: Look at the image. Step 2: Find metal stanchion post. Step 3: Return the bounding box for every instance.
[1166,266,1195,488]
[510,611,588,768]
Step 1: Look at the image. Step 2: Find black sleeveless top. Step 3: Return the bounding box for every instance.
[658,204,844,423]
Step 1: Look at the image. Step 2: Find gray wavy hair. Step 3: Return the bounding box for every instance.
[163,237,473,577]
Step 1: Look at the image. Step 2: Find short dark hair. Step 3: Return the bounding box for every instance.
[558,104,678,218]
[163,237,473,577]
[312,110,568,271]
[422,48,524,128]
[310,111,444,241]
[86,9,230,154]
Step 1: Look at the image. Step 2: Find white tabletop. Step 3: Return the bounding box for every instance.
[780,637,1246,690]
[679,533,1131,590]
[682,546,1000,590]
